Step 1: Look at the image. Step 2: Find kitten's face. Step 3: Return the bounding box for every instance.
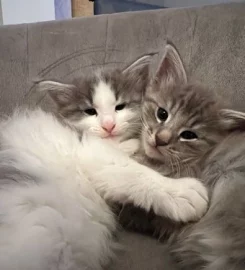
[142,84,224,166]
[141,44,245,170]
[69,77,139,141]
[52,72,142,141]
[38,55,152,142]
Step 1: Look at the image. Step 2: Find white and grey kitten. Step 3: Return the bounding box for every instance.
[0,54,207,270]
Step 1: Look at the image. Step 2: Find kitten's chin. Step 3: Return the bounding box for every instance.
[103,134,122,143]
[88,129,120,140]
[143,141,164,161]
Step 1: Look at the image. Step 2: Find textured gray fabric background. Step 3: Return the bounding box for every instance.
[0,3,245,269]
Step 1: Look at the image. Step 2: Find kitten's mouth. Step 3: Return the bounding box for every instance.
[144,140,162,159]
[150,144,161,153]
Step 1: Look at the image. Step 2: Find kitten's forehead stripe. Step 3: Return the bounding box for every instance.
[186,117,201,129]
[93,80,116,110]
[144,97,159,106]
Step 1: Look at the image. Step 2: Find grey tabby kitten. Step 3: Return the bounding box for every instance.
[118,44,245,270]
[170,130,245,270]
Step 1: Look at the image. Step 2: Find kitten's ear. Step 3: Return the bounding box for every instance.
[122,53,155,76]
[35,80,76,107]
[154,43,187,86]
[219,109,245,131]
[122,54,155,95]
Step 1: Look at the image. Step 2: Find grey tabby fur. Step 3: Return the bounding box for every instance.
[169,131,245,270]
[118,43,245,270]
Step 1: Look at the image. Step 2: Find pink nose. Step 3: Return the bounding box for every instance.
[102,121,115,133]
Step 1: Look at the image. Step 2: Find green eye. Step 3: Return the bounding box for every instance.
[180,131,198,140]
[84,108,97,116]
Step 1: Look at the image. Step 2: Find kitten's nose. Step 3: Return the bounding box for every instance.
[155,130,171,146]
[102,120,116,133]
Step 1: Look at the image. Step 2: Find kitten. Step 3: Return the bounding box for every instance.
[0,54,208,270]
[117,43,245,270]
[117,43,245,241]
[157,48,245,270]
[169,131,245,270]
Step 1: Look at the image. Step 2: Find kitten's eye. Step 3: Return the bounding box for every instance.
[84,108,97,116]
[180,131,198,141]
[157,108,168,122]
[115,103,126,111]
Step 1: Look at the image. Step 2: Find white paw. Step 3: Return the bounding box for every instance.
[117,139,140,156]
[152,177,209,223]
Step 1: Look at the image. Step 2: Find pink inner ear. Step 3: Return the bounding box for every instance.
[157,57,171,78]
[154,44,187,85]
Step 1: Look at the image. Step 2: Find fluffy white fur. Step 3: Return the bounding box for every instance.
[0,110,116,270]
[0,108,208,270]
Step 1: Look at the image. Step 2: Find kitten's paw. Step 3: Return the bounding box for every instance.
[153,178,209,223]
[170,178,208,222]
[118,139,140,156]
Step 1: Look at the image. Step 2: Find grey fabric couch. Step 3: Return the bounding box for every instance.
[0,3,245,270]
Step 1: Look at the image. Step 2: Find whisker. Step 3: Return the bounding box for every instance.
[140,117,152,137]
[165,150,181,177]
[172,154,181,177]
[168,154,174,176]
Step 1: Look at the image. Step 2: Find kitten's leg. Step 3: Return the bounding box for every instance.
[91,162,208,223]
[82,135,208,223]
